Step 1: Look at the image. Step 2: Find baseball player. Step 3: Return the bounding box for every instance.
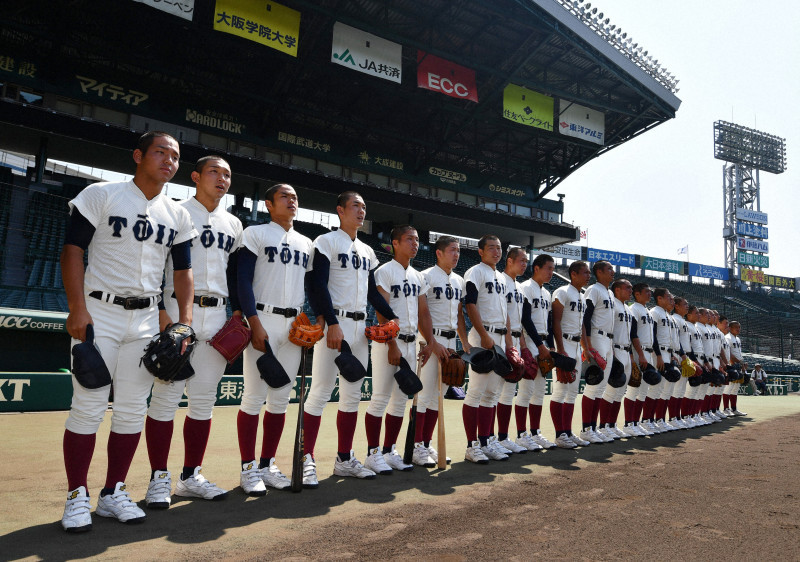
[598,279,643,438]
[235,183,313,493]
[144,156,242,507]
[667,297,692,428]
[60,131,197,532]
[696,308,718,423]
[415,235,470,466]
[714,314,732,419]
[579,260,616,444]
[643,288,676,433]
[303,192,398,482]
[495,247,533,453]
[684,305,712,426]
[724,321,747,416]
[550,260,592,448]
[363,225,446,474]
[462,235,513,462]
[517,253,558,450]
[622,282,657,436]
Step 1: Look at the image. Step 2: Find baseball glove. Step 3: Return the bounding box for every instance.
[556,367,576,384]
[538,354,555,375]
[520,348,538,380]
[208,314,251,364]
[364,321,399,343]
[629,361,642,387]
[680,356,695,378]
[288,312,323,348]
[504,346,525,382]
[141,323,196,382]
[441,349,466,387]
[586,348,607,371]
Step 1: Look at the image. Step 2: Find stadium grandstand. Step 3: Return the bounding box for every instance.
[0,0,797,377]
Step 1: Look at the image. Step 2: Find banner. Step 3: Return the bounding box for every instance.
[133,0,194,20]
[740,269,796,289]
[736,221,768,239]
[587,247,635,268]
[737,251,769,268]
[737,237,769,254]
[736,207,768,225]
[331,22,402,83]
[417,51,477,102]
[558,101,604,145]
[689,263,729,281]
[533,244,582,261]
[214,0,300,57]
[502,84,553,131]
[0,308,67,332]
[642,256,683,274]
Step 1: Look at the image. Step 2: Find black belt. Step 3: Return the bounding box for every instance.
[511,330,522,338]
[643,347,654,353]
[484,325,508,335]
[562,334,581,342]
[614,344,632,352]
[594,329,614,339]
[334,308,366,321]
[397,333,416,343]
[89,291,154,310]
[432,328,456,339]
[660,346,673,353]
[256,303,298,317]
[173,292,227,308]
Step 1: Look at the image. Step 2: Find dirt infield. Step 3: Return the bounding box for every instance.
[2,395,800,561]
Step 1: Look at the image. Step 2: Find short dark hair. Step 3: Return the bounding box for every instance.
[137,130,177,154]
[632,282,650,295]
[729,320,740,328]
[506,247,526,261]
[194,155,228,174]
[391,225,416,242]
[674,297,686,307]
[611,279,630,292]
[698,307,708,315]
[265,183,292,204]
[687,305,698,314]
[592,260,611,276]
[478,235,500,250]
[435,235,458,253]
[532,254,554,270]
[718,315,727,323]
[568,260,588,277]
[653,288,669,300]
[336,191,361,209]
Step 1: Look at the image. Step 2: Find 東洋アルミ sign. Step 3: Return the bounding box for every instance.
[736,207,768,224]
[737,237,769,254]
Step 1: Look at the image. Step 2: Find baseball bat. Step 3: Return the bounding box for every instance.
[402,351,422,465]
[290,346,308,493]
[436,361,447,470]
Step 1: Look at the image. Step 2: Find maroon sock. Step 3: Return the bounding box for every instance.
[716,394,723,410]
[635,399,645,422]
[598,399,612,426]
[623,398,636,424]
[237,410,259,462]
[612,400,623,424]
[303,412,322,458]
[145,416,173,471]
[183,417,211,468]
[514,405,528,434]
[337,410,358,453]
[550,401,563,434]
[722,394,730,409]
[562,402,575,434]
[383,414,404,449]
[260,412,286,461]
[477,406,494,439]
[105,432,140,489]
[462,404,478,443]
[581,396,595,426]
[64,430,96,491]
[497,403,513,436]
[529,404,543,432]
[655,398,668,421]
[731,394,738,410]
[642,397,656,421]
[681,397,691,417]
[667,396,679,420]
[702,394,710,412]
[591,398,603,427]
[423,408,439,443]
[364,412,383,449]
[491,405,497,435]
[414,409,426,443]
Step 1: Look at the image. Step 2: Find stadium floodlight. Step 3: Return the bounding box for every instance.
[713,121,787,174]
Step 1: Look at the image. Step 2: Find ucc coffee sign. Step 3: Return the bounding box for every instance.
[417,51,478,103]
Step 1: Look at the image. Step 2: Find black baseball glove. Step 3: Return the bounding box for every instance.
[140,323,197,382]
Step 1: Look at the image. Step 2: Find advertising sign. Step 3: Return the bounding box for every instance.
[533,244,582,261]
[737,237,769,253]
[558,101,605,145]
[736,207,768,224]
[736,221,768,239]
[642,256,683,274]
[214,0,300,57]
[331,22,402,83]
[417,51,478,102]
[688,263,729,281]
[737,252,769,268]
[134,0,194,20]
[740,269,796,289]
[502,84,553,131]
[587,247,635,268]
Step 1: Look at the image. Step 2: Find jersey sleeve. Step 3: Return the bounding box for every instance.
[374,264,393,293]
[69,183,107,227]
[241,226,260,255]
[171,205,198,246]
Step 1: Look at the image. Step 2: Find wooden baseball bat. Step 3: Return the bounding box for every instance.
[290,346,308,493]
[402,351,422,465]
[436,360,447,469]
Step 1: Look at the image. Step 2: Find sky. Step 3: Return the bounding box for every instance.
[558,0,799,277]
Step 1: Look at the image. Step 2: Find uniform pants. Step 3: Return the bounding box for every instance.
[417,334,453,413]
[550,338,581,404]
[463,330,505,408]
[581,334,614,400]
[367,339,416,418]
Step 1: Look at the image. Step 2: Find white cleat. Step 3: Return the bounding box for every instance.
[481,441,509,461]
[384,445,414,471]
[621,423,640,438]
[302,454,319,489]
[62,486,92,533]
[411,442,436,467]
[596,427,617,442]
[579,428,605,444]
[498,437,528,454]
[465,440,490,464]
[489,436,513,455]
[145,470,172,509]
[531,429,558,449]
[608,424,628,439]
[516,431,544,452]
[240,461,267,496]
[96,482,146,524]
[570,433,591,447]
[334,451,377,479]
[365,447,393,475]
[731,409,747,417]
[556,433,578,449]
[260,458,291,490]
[175,467,227,501]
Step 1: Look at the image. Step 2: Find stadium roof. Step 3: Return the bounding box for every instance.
[0,0,680,247]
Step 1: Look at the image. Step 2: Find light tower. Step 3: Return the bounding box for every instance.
[714,121,787,284]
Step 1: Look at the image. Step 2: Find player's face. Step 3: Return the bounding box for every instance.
[393,229,419,259]
[266,185,298,222]
[616,282,633,302]
[134,136,180,184]
[674,300,689,315]
[596,264,614,285]
[719,319,729,333]
[507,254,528,277]
[699,310,708,323]
[338,195,366,230]
[730,324,740,336]
[438,242,460,270]
[634,286,651,305]
[193,159,231,203]
[535,260,555,284]
[479,239,502,266]
[687,309,698,323]
[572,265,591,288]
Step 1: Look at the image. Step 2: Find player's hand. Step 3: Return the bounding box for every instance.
[480,333,494,350]
[326,323,343,351]
[638,351,647,369]
[656,355,665,371]
[387,340,402,366]
[418,344,433,368]
[421,341,447,367]
[66,308,93,342]
[158,310,173,332]
[250,321,268,353]
[537,344,551,362]
[461,341,472,354]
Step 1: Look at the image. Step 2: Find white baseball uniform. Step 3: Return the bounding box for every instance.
[647,305,672,401]
[625,301,656,403]
[582,283,615,399]
[669,312,690,401]
[499,272,525,407]
[518,279,551,408]
[551,283,585,405]
[724,332,743,397]
[602,297,633,404]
